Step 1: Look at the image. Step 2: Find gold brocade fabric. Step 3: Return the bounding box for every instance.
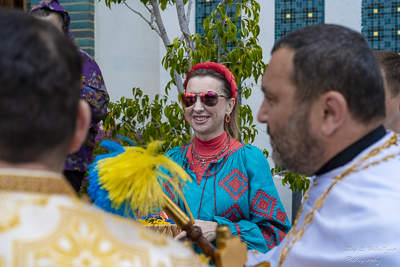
[0,173,76,195]
[0,169,209,267]
[145,224,182,237]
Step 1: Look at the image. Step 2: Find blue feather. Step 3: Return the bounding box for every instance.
[87,139,136,218]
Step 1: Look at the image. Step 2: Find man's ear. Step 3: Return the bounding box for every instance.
[68,100,91,154]
[320,91,347,136]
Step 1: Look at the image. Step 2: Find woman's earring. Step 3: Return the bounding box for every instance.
[225,114,231,124]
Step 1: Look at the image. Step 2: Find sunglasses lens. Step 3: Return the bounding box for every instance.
[181,92,196,107]
[201,91,219,106]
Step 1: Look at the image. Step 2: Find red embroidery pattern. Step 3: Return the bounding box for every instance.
[261,224,286,249]
[276,209,287,224]
[181,144,189,154]
[235,223,241,237]
[250,189,278,219]
[225,143,245,157]
[278,229,286,242]
[220,203,245,223]
[163,181,175,201]
[219,168,248,201]
[260,228,275,249]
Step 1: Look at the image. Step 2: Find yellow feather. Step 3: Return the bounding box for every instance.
[96,141,190,218]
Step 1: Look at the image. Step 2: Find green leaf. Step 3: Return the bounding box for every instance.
[236,4,241,17]
[195,33,201,44]
[160,0,167,11]
[178,48,184,61]
[207,31,213,41]
[296,179,305,191]
[203,17,210,30]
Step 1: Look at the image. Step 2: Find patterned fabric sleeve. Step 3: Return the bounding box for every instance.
[212,146,291,253]
[82,84,109,124]
[79,50,109,126]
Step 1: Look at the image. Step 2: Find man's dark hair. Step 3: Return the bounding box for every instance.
[374,50,400,98]
[0,9,82,163]
[272,24,385,124]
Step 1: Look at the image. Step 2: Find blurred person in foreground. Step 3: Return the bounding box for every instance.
[0,9,208,267]
[164,62,291,254]
[246,24,400,267]
[374,50,400,133]
[31,0,109,192]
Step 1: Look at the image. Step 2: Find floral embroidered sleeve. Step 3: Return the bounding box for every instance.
[82,84,109,125]
[79,50,109,126]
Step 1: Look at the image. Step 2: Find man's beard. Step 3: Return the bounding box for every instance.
[269,105,324,176]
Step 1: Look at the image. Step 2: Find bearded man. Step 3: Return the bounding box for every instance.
[247,24,400,267]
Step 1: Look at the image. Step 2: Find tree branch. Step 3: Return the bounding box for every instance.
[175,0,192,49]
[150,0,171,47]
[186,0,193,25]
[150,0,184,93]
[123,1,161,37]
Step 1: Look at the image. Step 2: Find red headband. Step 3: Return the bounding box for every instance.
[184,62,238,100]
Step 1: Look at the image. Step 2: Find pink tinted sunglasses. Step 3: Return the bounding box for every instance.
[180,91,227,107]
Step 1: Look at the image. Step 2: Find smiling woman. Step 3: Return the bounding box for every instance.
[162,62,291,255]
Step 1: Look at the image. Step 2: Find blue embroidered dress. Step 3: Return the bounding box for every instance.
[164,142,291,253]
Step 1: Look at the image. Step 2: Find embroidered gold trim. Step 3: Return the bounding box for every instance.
[13,206,152,266]
[171,253,209,267]
[0,255,4,267]
[0,194,50,232]
[0,174,75,195]
[0,202,20,232]
[277,133,398,267]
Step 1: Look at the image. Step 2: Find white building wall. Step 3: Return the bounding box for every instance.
[95,2,160,102]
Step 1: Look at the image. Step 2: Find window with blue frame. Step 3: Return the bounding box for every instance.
[362,0,400,53]
[275,0,324,42]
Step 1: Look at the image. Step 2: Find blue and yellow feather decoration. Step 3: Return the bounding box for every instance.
[88,139,190,219]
